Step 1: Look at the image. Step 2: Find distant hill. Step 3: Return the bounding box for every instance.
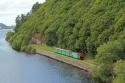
[0,23,14,30]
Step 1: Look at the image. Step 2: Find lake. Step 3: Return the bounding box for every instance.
[0,29,94,83]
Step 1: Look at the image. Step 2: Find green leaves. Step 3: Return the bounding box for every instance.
[93,64,113,82]
[113,60,125,83]
[96,40,125,64]
[113,60,125,75]
[6,0,125,82]
[31,2,41,13]
[93,40,125,82]
[9,0,125,55]
[6,32,14,41]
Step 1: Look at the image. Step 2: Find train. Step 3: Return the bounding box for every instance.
[54,48,85,60]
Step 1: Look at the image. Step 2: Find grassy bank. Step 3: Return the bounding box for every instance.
[31,44,96,72]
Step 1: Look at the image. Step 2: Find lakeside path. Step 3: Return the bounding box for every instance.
[34,45,96,74]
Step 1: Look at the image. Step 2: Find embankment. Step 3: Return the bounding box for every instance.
[36,48,96,74]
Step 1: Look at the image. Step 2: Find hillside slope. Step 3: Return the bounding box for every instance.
[7,0,125,54]
[6,0,125,82]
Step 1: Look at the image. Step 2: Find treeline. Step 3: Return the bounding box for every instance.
[15,2,41,32]
[6,2,41,53]
[6,0,125,83]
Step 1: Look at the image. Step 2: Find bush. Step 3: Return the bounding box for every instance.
[113,76,125,83]
[113,60,125,83]
[94,40,125,82]
[6,32,14,41]
[92,64,113,82]
[95,40,124,64]
[24,45,36,54]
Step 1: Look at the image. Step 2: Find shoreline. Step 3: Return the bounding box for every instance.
[36,48,96,74]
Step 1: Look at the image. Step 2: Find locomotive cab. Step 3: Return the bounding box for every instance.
[76,49,85,60]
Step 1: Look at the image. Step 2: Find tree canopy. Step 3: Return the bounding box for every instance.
[6,0,125,82]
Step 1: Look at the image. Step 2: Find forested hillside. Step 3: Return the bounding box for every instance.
[6,0,125,83]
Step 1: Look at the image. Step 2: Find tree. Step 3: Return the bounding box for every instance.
[93,64,113,82]
[93,40,125,82]
[95,40,124,64]
[31,2,41,13]
[15,14,28,31]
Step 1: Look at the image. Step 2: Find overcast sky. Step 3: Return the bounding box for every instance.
[0,0,45,26]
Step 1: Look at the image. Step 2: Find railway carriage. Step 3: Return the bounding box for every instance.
[54,48,84,60]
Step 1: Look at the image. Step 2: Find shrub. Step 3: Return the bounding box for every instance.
[113,60,125,83]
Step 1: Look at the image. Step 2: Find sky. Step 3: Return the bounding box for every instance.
[0,0,45,26]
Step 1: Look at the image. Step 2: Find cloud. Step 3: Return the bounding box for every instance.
[0,0,45,25]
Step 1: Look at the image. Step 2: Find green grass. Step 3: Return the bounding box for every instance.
[31,44,54,52]
[30,44,96,71]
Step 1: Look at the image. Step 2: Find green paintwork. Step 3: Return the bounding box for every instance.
[65,50,71,56]
[71,52,80,59]
[61,49,66,55]
[54,48,80,59]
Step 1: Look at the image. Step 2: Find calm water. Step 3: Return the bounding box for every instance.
[0,29,93,83]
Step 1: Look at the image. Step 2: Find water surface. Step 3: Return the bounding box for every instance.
[0,29,93,83]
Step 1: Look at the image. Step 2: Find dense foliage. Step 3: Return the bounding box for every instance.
[113,60,125,83]
[6,0,125,82]
[15,2,41,32]
[93,40,125,82]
